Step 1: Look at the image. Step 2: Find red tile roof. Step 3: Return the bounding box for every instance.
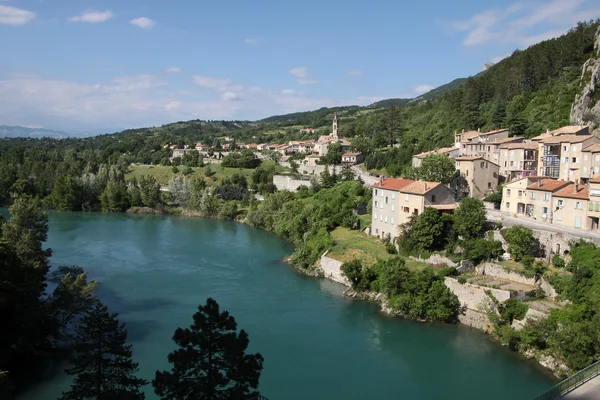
[526,179,571,192]
[590,176,600,183]
[554,184,589,200]
[373,178,441,194]
[584,144,600,153]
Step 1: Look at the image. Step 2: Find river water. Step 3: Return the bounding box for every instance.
[14,212,554,399]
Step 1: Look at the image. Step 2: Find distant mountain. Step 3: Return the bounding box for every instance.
[0,125,73,139]
[410,78,469,102]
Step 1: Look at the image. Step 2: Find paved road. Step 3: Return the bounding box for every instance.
[562,374,600,399]
[351,164,380,187]
[487,210,600,244]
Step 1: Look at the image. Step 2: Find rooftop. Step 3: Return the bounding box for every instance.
[554,183,589,200]
[460,128,509,141]
[526,179,571,192]
[342,152,362,156]
[455,155,483,161]
[413,146,456,159]
[584,144,600,153]
[590,176,600,184]
[531,125,590,141]
[541,135,595,145]
[500,142,539,150]
[374,178,442,195]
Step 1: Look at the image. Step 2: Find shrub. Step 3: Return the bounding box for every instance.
[458,276,467,284]
[552,254,565,269]
[438,267,456,277]
[504,225,540,261]
[172,166,179,174]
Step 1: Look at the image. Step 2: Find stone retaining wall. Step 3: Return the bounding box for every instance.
[320,252,350,286]
[511,307,548,331]
[273,175,314,192]
[477,263,537,286]
[410,254,457,267]
[539,278,559,301]
[444,277,512,311]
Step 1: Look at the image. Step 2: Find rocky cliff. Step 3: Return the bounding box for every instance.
[571,26,600,133]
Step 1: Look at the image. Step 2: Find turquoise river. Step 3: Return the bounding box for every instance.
[14,212,555,399]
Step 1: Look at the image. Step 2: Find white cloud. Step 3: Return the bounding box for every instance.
[244,37,261,45]
[68,10,113,23]
[0,5,36,25]
[413,85,435,95]
[448,0,600,47]
[130,17,156,30]
[346,70,364,77]
[165,67,182,74]
[221,91,240,101]
[192,75,244,92]
[0,73,381,131]
[289,66,319,85]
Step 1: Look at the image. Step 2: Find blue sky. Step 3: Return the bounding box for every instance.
[0,0,598,133]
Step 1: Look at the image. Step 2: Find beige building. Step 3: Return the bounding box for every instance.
[454,156,499,199]
[498,142,539,180]
[580,144,600,182]
[553,183,589,230]
[411,146,459,168]
[455,128,510,161]
[371,178,456,241]
[530,125,589,142]
[502,178,570,221]
[587,177,600,231]
[314,114,351,157]
[539,134,600,181]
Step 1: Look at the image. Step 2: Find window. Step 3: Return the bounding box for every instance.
[380,215,383,221]
[564,146,569,152]
[505,202,510,210]
[510,161,515,167]
[403,207,409,213]
[575,216,582,228]
[466,170,469,177]
[391,217,394,224]
[530,192,536,199]
[431,195,436,203]
[391,204,395,212]
[404,194,409,201]
[543,193,549,201]
[584,154,589,161]
[504,161,507,167]
[542,207,549,214]
[374,212,377,219]
[556,199,564,208]
[572,157,578,164]
[375,190,378,196]
[506,189,511,196]
[573,145,578,152]
[375,229,378,234]
[564,157,569,163]
[380,202,383,209]
[481,161,486,168]
[392,192,396,200]
[510,150,515,157]
[375,201,378,208]
[493,172,498,178]
[575,201,583,209]
[518,190,522,197]
[413,209,419,215]
[488,182,492,188]
[385,197,389,204]
[596,155,600,162]
[385,216,388,223]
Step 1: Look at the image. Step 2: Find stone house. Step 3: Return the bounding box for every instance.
[501,178,570,220]
[538,132,599,182]
[371,178,456,241]
[341,152,365,164]
[454,156,500,199]
[553,183,589,230]
[411,146,459,168]
[454,128,510,161]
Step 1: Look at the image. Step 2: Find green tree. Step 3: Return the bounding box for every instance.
[504,225,539,261]
[100,180,131,212]
[319,143,343,165]
[400,207,446,251]
[153,298,263,400]
[139,176,161,208]
[51,176,83,211]
[340,163,356,181]
[60,302,147,400]
[453,198,487,240]
[416,154,456,184]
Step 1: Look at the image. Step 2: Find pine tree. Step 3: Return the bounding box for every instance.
[60,302,147,400]
[340,163,355,181]
[153,298,264,400]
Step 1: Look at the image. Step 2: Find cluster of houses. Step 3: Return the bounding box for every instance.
[374,124,600,240]
[170,115,361,165]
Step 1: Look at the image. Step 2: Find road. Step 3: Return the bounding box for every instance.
[351,164,380,186]
[487,209,600,244]
[562,374,600,399]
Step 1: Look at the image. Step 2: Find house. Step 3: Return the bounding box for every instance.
[587,177,600,231]
[580,144,600,182]
[455,128,510,161]
[553,182,589,230]
[257,143,268,151]
[454,156,500,199]
[341,152,365,164]
[530,125,589,141]
[172,148,197,158]
[411,146,459,168]
[498,142,539,180]
[371,178,456,241]
[539,134,600,181]
[501,177,570,220]
[314,114,351,156]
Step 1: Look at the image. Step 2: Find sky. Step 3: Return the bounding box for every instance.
[0,0,599,134]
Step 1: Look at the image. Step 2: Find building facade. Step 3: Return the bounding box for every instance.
[454,156,500,199]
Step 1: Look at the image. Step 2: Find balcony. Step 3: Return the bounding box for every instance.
[543,145,560,157]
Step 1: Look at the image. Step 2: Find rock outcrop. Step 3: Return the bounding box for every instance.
[571,26,600,133]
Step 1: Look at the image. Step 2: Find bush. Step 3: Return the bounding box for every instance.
[438,267,456,278]
[504,225,540,261]
[458,276,467,284]
[172,166,179,174]
[552,254,565,269]
[461,238,504,264]
[385,242,397,254]
[500,299,529,324]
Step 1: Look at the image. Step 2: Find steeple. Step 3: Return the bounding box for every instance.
[332,113,338,138]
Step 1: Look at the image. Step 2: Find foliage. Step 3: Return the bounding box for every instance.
[318,142,343,165]
[60,302,147,400]
[397,208,446,252]
[453,198,486,240]
[461,238,504,264]
[552,254,565,269]
[153,298,263,400]
[503,225,540,261]
[221,150,261,169]
[415,154,456,184]
[499,299,529,324]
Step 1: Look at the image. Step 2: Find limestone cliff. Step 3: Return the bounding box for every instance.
[571,26,600,133]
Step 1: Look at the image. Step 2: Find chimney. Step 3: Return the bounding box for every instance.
[537,180,542,188]
[573,183,578,194]
[425,183,428,191]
